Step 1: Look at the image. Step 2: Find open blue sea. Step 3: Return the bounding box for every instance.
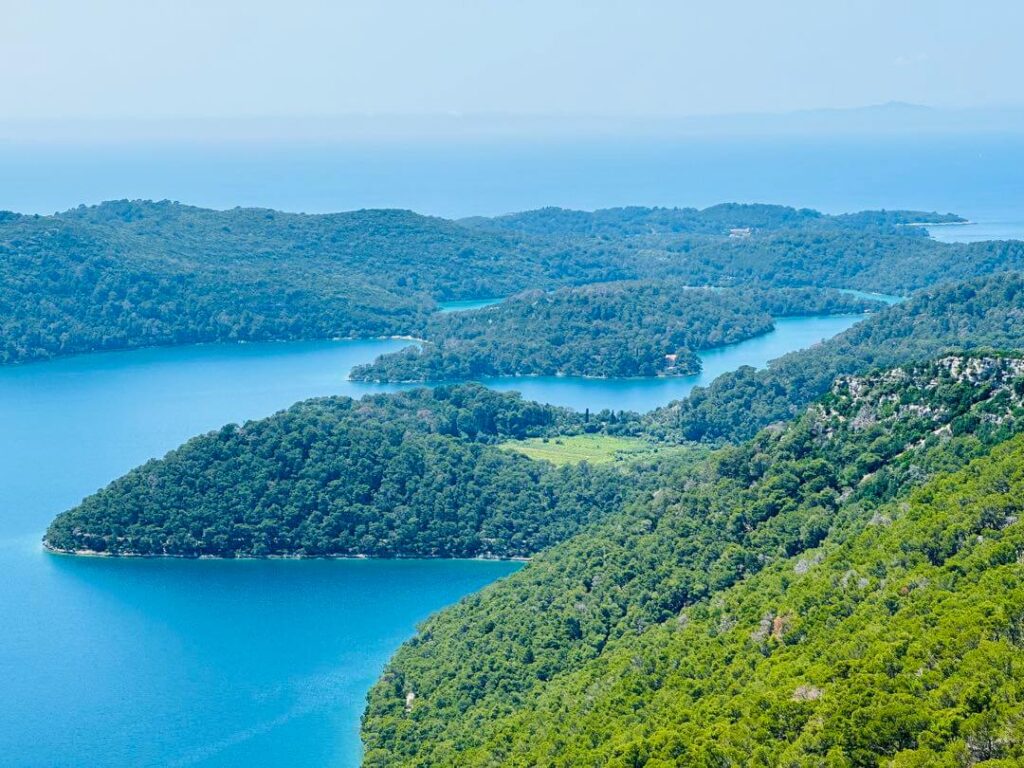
[2,135,1023,239]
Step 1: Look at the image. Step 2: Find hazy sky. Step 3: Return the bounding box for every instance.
[4,1,1023,121]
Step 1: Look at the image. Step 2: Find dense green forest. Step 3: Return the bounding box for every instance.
[650,231,1024,296]
[361,355,1024,766]
[44,386,684,559]
[645,272,1024,443]
[468,204,1024,295]
[3,199,1023,364]
[461,203,965,238]
[351,283,879,381]
[469,436,1024,766]
[0,201,629,364]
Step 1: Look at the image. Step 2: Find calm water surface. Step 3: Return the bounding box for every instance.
[485,314,865,412]
[836,289,904,305]
[0,315,866,766]
[928,219,1024,243]
[0,340,519,768]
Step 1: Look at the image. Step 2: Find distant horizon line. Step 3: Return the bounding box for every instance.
[5,100,1024,121]
[4,102,1024,144]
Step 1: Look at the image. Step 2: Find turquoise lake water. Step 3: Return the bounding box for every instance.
[0,315,866,767]
[836,289,905,305]
[0,340,521,768]
[927,219,1024,243]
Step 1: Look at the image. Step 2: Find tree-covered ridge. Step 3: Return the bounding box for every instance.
[426,431,1024,767]
[351,283,878,381]
[462,203,964,238]
[636,228,1024,296]
[360,355,1024,766]
[0,218,431,364]
[3,198,1022,366]
[0,201,630,364]
[43,385,669,560]
[53,200,636,299]
[467,205,1024,297]
[465,204,1023,296]
[645,272,1024,444]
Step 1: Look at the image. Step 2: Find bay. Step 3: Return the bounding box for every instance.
[927,218,1024,243]
[0,314,865,766]
[436,297,504,313]
[0,340,520,768]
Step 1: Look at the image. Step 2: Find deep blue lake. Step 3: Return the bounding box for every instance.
[0,315,864,767]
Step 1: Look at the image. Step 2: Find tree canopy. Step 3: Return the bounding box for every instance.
[4,200,1022,364]
[352,283,879,381]
[44,385,682,559]
[362,355,1024,766]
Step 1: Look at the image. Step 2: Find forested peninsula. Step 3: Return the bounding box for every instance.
[350,283,879,382]
[44,386,691,559]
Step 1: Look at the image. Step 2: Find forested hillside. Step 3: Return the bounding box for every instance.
[351,283,878,381]
[469,204,1024,295]
[3,199,1023,365]
[392,430,1024,767]
[462,203,964,237]
[53,200,627,298]
[361,356,1024,766]
[44,386,679,559]
[0,201,626,364]
[646,272,1024,443]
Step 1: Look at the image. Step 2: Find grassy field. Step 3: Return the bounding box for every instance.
[501,434,685,466]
